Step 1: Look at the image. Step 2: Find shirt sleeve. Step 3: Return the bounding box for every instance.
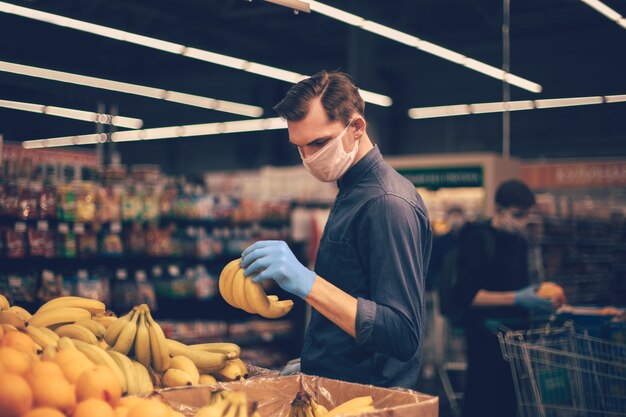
[354,194,430,362]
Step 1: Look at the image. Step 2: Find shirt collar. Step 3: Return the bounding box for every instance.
[337,145,382,192]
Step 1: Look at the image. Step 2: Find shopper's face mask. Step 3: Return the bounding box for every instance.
[494,206,530,235]
[298,119,358,182]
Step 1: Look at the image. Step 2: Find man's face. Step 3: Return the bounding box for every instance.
[288,98,354,159]
[502,205,532,228]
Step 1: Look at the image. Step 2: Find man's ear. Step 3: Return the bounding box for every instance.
[352,116,366,138]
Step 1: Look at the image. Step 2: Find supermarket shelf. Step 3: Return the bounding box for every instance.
[0,254,240,268]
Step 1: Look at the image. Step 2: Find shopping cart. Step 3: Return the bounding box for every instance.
[494,320,626,417]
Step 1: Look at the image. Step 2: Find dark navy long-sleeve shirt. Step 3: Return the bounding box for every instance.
[300,146,432,389]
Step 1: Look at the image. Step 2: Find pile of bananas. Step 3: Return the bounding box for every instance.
[289,392,374,417]
[219,258,294,319]
[195,390,260,417]
[1,294,248,396]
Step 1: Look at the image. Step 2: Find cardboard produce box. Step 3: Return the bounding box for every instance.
[156,373,438,417]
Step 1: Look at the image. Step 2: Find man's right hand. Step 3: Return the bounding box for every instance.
[514,284,555,313]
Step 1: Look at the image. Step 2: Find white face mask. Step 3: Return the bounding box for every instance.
[493,209,529,236]
[299,120,359,182]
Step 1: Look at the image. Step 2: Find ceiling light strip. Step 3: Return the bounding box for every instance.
[0,98,143,128]
[306,1,542,93]
[0,1,390,106]
[407,94,625,119]
[0,60,263,117]
[580,0,626,29]
[21,117,288,149]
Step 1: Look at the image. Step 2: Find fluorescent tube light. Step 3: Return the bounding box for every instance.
[0,98,143,128]
[21,117,288,148]
[0,60,263,117]
[580,0,624,23]
[305,1,541,93]
[0,1,390,106]
[408,94,624,119]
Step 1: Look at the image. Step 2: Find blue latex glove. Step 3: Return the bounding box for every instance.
[241,240,316,299]
[514,284,555,313]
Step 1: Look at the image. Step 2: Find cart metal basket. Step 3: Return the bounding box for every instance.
[497,321,626,417]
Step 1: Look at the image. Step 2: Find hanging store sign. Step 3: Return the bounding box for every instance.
[398,166,483,188]
[522,161,626,189]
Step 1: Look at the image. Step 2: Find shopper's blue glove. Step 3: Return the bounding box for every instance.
[514,284,555,313]
[241,240,316,299]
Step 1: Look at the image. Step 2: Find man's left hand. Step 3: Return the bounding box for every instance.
[241,240,316,299]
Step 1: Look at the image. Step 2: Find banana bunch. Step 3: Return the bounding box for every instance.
[219,258,293,319]
[195,390,260,417]
[29,296,105,328]
[289,391,328,417]
[325,396,374,417]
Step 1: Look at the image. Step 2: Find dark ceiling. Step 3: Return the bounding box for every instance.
[1,0,625,173]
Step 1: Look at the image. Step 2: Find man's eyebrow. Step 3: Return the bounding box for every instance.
[289,135,332,147]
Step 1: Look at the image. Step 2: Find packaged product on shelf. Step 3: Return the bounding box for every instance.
[142,187,161,221]
[6,222,27,258]
[111,268,136,313]
[194,265,217,300]
[27,221,55,257]
[17,180,38,220]
[6,271,37,304]
[122,185,144,221]
[38,180,57,219]
[135,269,158,312]
[0,181,19,217]
[57,183,76,222]
[37,269,64,302]
[125,222,146,255]
[96,184,122,222]
[76,181,96,222]
[76,224,98,257]
[57,222,77,258]
[100,221,124,256]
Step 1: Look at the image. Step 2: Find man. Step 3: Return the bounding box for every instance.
[240,70,431,389]
[454,179,558,417]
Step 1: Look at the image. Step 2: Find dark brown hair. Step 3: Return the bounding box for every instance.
[273,70,365,125]
[496,179,536,209]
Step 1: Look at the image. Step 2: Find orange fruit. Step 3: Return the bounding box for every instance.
[0,373,33,417]
[0,346,33,375]
[22,407,66,417]
[53,349,90,367]
[25,361,65,384]
[114,406,129,417]
[74,399,115,417]
[0,324,4,340]
[30,375,76,414]
[75,365,122,405]
[127,399,172,417]
[61,359,94,384]
[0,331,37,354]
[116,397,143,409]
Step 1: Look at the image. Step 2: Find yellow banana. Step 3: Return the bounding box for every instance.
[22,326,58,348]
[0,294,10,310]
[93,316,117,329]
[231,358,249,378]
[9,305,32,320]
[162,368,193,387]
[132,360,154,395]
[215,359,243,381]
[144,306,170,372]
[219,259,240,307]
[311,399,328,416]
[196,398,228,417]
[73,339,127,393]
[232,269,255,314]
[199,374,217,385]
[0,324,18,333]
[147,366,162,388]
[109,350,139,395]
[29,307,91,328]
[325,397,373,417]
[39,326,60,342]
[244,276,294,318]
[0,311,28,329]
[98,339,110,350]
[190,342,241,359]
[36,296,105,315]
[134,311,151,369]
[41,345,57,361]
[104,308,135,346]
[111,309,139,355]
[75,319,106,339]
[57,336,77,351]
[166,339,227,373]
[55,324,99,345]
[170,355,200,385]
[340,406,375,416]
